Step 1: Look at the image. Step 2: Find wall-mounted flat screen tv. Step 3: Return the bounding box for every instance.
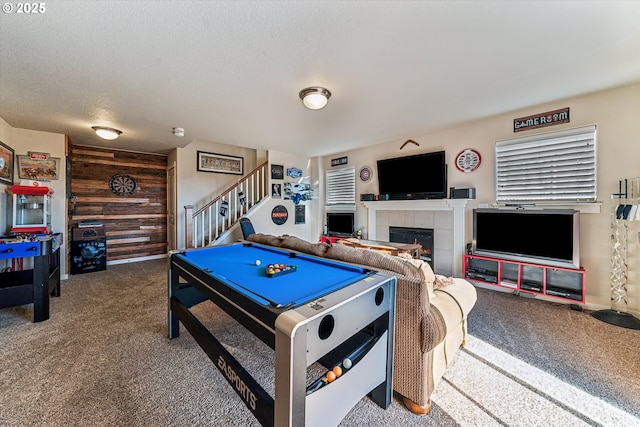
[377,150,447,200]
[472,208,580,269]
[326,212,355,237]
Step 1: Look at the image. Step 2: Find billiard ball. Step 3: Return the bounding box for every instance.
[342,358,352,370]
[332,366,342,378]
[255,260,261,266]
[326,371,336,383]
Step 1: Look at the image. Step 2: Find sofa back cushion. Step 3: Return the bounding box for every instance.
[326,243,422,279]
[247,233,284,247]
[280,235,330,257]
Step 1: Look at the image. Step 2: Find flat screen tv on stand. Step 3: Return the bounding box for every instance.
[472,208,580,270]
[376,150,447,200]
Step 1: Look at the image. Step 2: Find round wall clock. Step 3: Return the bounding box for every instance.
[109,173,137,196]
[455,149,481,173]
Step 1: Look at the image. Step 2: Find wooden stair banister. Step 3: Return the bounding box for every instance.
[185,161,268,249]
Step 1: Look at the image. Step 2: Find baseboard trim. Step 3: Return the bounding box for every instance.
[107,253,167,265]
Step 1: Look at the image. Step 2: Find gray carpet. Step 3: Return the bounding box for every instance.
[1,258,639,426]
[468,287,640,419]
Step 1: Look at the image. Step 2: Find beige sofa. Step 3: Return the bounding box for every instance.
[246,233,477,414]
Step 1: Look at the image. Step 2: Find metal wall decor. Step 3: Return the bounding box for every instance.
[287,168,302,178]
[331,156,348,167]
[271,205,288,225]
[455,149,481,173]
[359,166,372,182]
[514,107,570,132]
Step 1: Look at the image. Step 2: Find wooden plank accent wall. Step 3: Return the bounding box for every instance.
[69,144,168,262]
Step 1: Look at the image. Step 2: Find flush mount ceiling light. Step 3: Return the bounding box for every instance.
[92,126,122,140]
[299,87,331,110]
[173,127,185,137]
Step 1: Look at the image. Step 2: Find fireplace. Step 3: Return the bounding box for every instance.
[389,226,434,269]
[362,199,469,276]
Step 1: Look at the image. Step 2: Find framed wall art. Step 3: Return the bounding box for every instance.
[17,153,60,181]
[0,141,15,185]
[271,164,284,180]
[197,151,243,175]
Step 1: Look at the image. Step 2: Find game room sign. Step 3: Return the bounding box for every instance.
[513,107,569,132]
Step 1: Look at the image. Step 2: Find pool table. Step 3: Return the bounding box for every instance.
[168,242,396,427]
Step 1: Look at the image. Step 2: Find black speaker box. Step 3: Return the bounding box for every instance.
[450,187,476,199]
[360,193,376,201]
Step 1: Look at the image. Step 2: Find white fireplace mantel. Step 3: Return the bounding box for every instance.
[362,199,469,276]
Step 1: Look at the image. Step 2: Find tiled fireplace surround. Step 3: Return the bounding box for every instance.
[362,199,469,277]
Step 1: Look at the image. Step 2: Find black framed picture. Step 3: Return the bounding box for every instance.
[295,205,305,224]
[271,164,284,180]
[0,141,15,185]
[197,151,243,175]
[272,183,282,198]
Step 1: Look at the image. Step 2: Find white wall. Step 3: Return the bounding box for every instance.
[173,139,259,249]
[245,150,317,242]
[320,81,640,315]
[0,117,68,277]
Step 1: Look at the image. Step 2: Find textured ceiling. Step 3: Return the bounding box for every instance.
[1,1,639,156]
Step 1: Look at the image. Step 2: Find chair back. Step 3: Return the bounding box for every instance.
[239,217,256,239]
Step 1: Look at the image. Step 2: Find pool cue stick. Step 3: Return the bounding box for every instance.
[623,178,633,220]
[615,180,625,219]
[629,178,639,221]
[635,178,640,221]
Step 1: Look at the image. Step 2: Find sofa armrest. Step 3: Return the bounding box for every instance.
[432,278,477,318]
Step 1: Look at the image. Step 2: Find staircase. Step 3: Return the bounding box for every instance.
[185,161,268,248]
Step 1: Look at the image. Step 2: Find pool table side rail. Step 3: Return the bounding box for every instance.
[169,255,279,349]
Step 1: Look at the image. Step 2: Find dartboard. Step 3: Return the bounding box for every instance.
[109,173,137,196]
[455,149,481,173]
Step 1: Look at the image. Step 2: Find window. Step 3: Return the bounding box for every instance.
[495,125,597,203]
[326,166,356,205]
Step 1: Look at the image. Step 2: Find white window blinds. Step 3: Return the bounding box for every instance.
[326,167,356,205]
[495,125,597,203]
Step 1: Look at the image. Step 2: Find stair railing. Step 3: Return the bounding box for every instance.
[185,161,268,248]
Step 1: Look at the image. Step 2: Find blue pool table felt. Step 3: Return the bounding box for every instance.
[177,243,370,307]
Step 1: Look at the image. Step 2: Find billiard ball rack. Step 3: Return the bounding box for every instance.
[265,263,297,277]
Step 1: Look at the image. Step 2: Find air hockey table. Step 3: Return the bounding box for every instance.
[168,241,396,427]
